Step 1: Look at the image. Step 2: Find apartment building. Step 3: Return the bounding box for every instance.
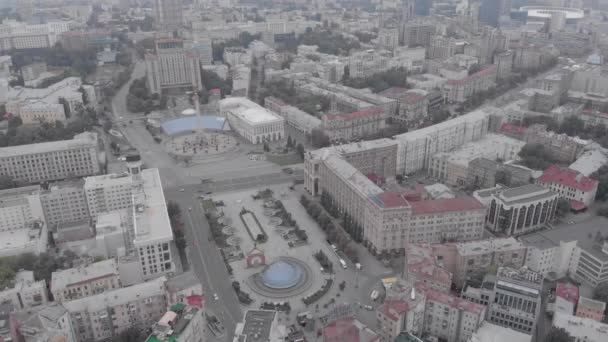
[263,96,321,136]
[423,289,486,342]
[523,125,584,163]
[552,312,608,342]
[145,38,203,94]
[429,134,525,187]
[394,108,490,174]
[219,97,285,144]
[474,184,558,236]
[443,66,497,104]
[428,36,458,60]
[132,168,176,280]
[322,107,386,142]
[377,291,426,342]
[377,28,399,52]
[348,49,391,79]
[0,132,100,184]
[0,185,45,232]
[0,20,73,51]
[64,276,167,342]
[494,51,514,80]
[466,158,532,189]
[84,173,135,218]
[487,267,543,335]
[145,304,205,342]
[537,165,598,209]
[40,179,89,230]
[11,302,77,342]
[378,87,429,124]
[576,296,606,322]
[519,217,608,287]
[404,244,453,292]
[153,0,183,30]
[401,21,436,47]
[51,259,121,302]
[453,238,526,288]
[0,270,48,310]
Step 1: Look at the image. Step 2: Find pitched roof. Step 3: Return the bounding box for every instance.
[377,299,410,321]
[537,165,598,192]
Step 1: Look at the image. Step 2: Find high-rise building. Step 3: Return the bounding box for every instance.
[153,0,183,30]
[479,0,501,27]
[145,38,203,94]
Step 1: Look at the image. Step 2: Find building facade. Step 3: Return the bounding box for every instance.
[322,107,386,142]
[443,66,497,104]
[536,165,598,209]
[487,267,543,335]
[40,180,90,230]
[145,39,203,94]
[423,289,486,342]
[51,259,121,302]
[474,184,558,236]
[0,132,100,184]
[219,97,285,144]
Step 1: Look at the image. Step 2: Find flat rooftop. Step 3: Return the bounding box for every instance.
[497,266,543,286]
[238,310,276,341]
[470,321,532,342]
[50,259,118,291]
[133,168,174,246]
[395,108,489,142]
[220,97,284,125]
[457,237,525,256]
[553,312,608,341]
[432,133,525,167]
[519,217,608,261]
[84,172,133,189]
[0,132,97,158]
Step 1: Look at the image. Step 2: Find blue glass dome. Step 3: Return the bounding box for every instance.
[261,261,303,289]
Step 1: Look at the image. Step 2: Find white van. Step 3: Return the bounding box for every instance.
[339,259,347,269]
[355,263,362,270]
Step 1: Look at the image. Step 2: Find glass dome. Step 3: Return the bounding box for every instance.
[261,260,303,289]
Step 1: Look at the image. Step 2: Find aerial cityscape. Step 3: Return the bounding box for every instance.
[1,0,608,341]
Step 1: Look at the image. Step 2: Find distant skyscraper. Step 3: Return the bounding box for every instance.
[479,0,500,27]
[402,0,415,21]
[415,0,431,15]
[16,0,34,20]
[153,0,184,31]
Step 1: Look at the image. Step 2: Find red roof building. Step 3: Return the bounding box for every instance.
[555,282,579,305]
[323,317,379,342]
[537,165,598,208]
[410,197,485,215]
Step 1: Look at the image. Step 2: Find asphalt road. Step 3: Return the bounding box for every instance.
[168,190,242,341]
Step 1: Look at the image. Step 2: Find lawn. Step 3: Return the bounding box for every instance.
[265,152,303,166]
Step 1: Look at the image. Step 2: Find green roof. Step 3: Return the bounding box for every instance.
[395,332,424,342]
[170,303,185,312]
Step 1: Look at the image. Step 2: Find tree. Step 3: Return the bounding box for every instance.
[598,206,608,218]
[593,282,608,303]
[555,198,571,217]
[543,327,574,342]
[468,64,481,75]
[0,175,16,190]
[518,143,557,170]
[559,116,586,137]
[296,143,305,159]
[114,327,148,342]
[311,129,330,148]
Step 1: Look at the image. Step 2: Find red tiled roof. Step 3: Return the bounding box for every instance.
[538,165,598,192]
[570,200,587,211]
[186,294,205,309]
[377,299,409,321]
[378,87,410,99]
[323,317,379,342]
[500,123,527,134]
[324,107,384,121]
[408,259,452,285]
[556,282,579,305]
[446,65,497,86]
[373,192,409,208]
[402,92,426,105]
[410,197,485,215]
[581,109,608,119]
[425,289,486,315]
[210,88,221,95]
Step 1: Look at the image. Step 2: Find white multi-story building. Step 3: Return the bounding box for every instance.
[40,179,90,229]
[132,168,176,280]
[0,132,100,184]
[322,107,386,142]
[0,270,48,310]
[0,20,73,51]
[64,276,167,342]
[84,173,135,218]
[474,184,559,236]
[263,96,321,136]
[51,259,121,303]
[552,312,608,342]
[5,77,84,124]
[219,97,284,144]
[0,185,45,232]
[536,165,598,210]
[348,49,391,78]
[394,108,490,174]
[429,134,525,186]
[145,38,203,94]
[520,217,608,287]
[377,28,399,52]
